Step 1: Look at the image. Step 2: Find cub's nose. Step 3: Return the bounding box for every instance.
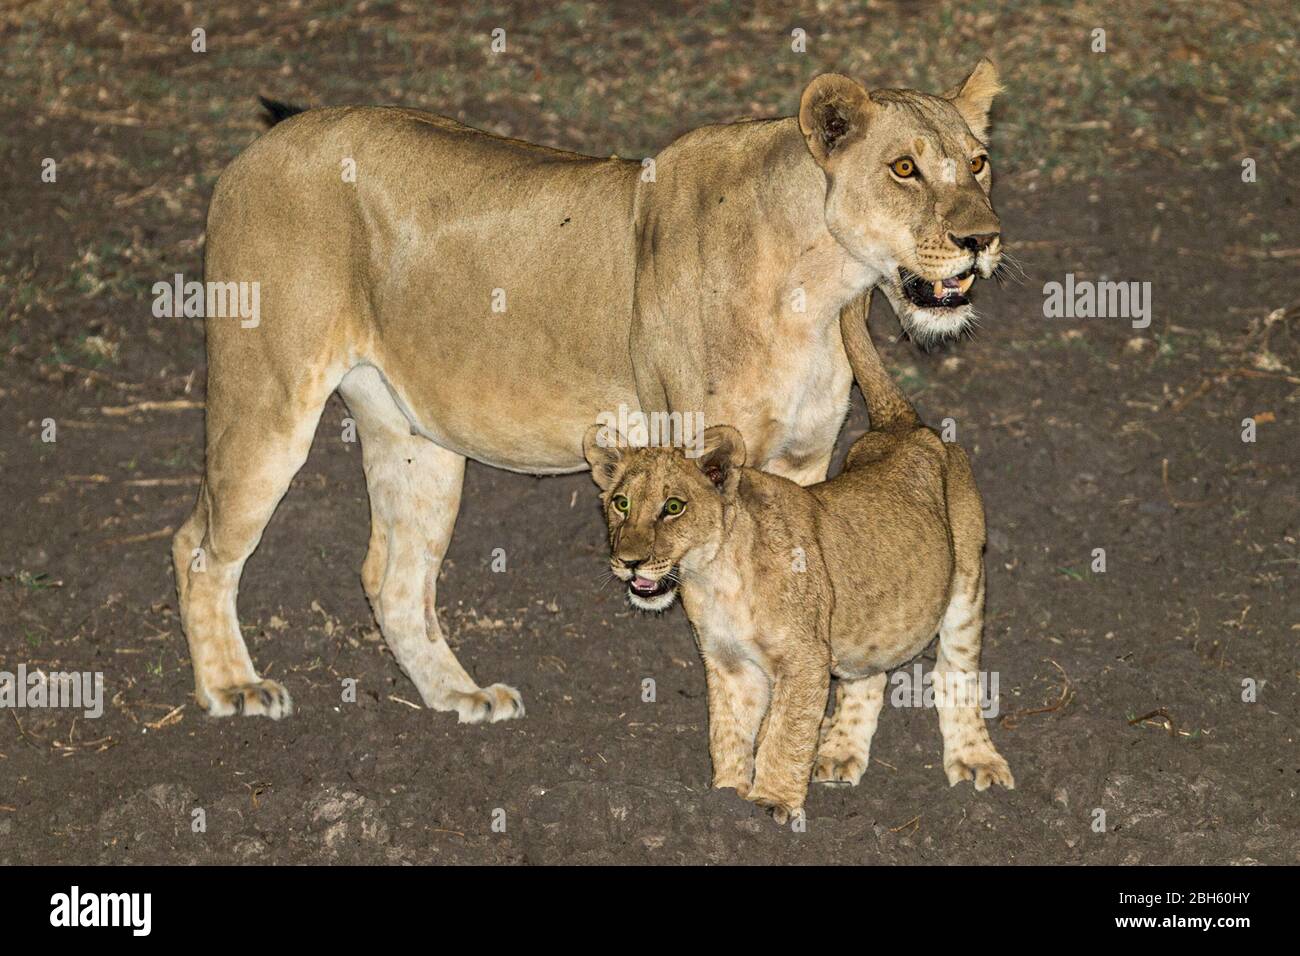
[950,232,999,253]
[620,557,645,571]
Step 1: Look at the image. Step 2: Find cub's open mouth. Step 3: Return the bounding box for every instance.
[628,574,674,599]
[900,267,977,308]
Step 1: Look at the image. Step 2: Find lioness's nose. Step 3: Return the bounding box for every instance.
[950,232,999,253]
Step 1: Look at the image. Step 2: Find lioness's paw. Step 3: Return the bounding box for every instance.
[944,749,1014,791]
[205,680,293,719]
[451,683,525,724]
[812,753,867,786]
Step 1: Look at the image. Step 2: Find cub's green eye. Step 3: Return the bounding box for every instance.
[612,495,630,514]
[969,155,988,175]
[662,497,686,517]
[889,157,917,178]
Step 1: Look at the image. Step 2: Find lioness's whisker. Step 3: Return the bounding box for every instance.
[992,251,1027,284]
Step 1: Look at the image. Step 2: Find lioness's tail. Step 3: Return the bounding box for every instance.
[839,291,919,431]
[258,95,307,127]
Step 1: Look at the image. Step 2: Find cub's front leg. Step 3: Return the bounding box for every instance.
[702,656,770,796]
[747,641,831,824]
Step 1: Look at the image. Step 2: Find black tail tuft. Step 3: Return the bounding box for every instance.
[258,95,307,128]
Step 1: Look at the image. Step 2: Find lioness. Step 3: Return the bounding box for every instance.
[174,63,1004,722]
[583,293,1013,822]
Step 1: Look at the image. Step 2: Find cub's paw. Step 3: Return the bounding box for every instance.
[451,683,525,724]
[205,680,293,719]
[944,749,1014,791]
[711,775,752,799]
[746,791,803,826]
[812,753,868,787]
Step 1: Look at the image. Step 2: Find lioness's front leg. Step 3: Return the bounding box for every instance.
[341,367,524,724]
[747,644,830,823]
[763,449,835,488]
[701,657,769,796]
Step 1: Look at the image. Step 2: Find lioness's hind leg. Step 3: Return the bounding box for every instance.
[174,384,334,719]
[812,673,886,786]
[340,366,523,724]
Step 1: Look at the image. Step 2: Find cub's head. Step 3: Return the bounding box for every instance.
[799,60,1005,343]
[583,423,746,612]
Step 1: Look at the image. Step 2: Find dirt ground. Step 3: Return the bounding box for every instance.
[1,1,1297,865]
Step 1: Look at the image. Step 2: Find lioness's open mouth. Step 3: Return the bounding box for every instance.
[900,267,977,309]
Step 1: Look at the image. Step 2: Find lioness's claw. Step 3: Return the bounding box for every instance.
[450,683,525,724]
[204,679,293,719]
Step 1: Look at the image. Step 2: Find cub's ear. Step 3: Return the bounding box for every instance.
[583,423,627,490]
[799,73,872,168]
[945,58,1002,141]
[694,425,746,492]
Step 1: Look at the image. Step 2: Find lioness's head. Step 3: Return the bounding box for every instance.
[583,424,746,612]
[799,60,1005,342]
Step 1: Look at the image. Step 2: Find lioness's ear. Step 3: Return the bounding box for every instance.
[583,423,626,490]
[799,74,872,168]
[946,58,1002,141]
[695,425,746,492]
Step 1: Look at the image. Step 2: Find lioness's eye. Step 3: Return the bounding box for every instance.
[889,157,917,178]
[612,495,630,514]
[969,155,988,175]
[662,497,686,517]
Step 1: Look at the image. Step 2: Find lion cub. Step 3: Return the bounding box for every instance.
[583,297,1013,822]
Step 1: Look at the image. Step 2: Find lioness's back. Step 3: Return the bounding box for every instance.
[210,106,641,246]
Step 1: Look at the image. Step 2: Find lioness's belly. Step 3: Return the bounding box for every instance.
[368,259,852,478]
[354,140,644,471]
[371,265,642,474]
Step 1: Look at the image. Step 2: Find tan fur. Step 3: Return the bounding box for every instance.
[585,290,1013,821]
[175,65,1004,721]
